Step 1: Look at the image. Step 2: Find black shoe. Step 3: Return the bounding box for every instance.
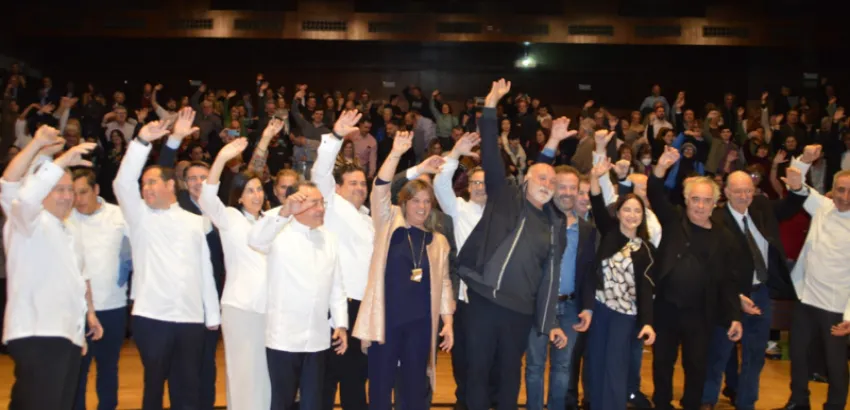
[453,402,468,410]
[581,401,591,410]
[772,402,810,410]
[628,391,654,409]
[721,386,737,405]
[810,373,828,383]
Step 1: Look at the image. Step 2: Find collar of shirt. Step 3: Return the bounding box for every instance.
[289,218,318,237]
[151,202,182,214]
[73,197,107,219]
[242,209,263,223]
[726,203,749,225]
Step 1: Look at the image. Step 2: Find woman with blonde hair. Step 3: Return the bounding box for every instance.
[353,131,455,410]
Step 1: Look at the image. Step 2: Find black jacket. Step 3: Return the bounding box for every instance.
[457,108,564,334]
[647,175,742,326]
[710,193,805,300]
[589,193,656,327]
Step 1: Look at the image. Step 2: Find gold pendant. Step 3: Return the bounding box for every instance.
[410,268,423,282]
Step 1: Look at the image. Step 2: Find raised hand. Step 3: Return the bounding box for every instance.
[55,142,97,168]
[484,78,511,108]
[591,157,613,179]
[800,144,822,164]
[33,125,63,148]
[583,100,594,109]
[154,84,163,91]
[773,150,788,166]
[834,107,845,122]
[262,117,285,140]
[172,107,200,140]
[138,120,171,143]
[38,137,66,157]
[417,155,446,175]
[453,132,481,158]
[656,146,681,171]
[550,117,577,142]
[614,159,631,179]
[333,110,362,137]
[391,131,413,155]
[217,138,249,162]
[781,166,804,191]
[280,190,308,217]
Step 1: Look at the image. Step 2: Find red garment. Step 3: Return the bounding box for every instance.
[779,209,811,260]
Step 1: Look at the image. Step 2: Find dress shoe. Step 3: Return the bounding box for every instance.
[722,386,737,405]
[699,405,714,410]
[810,373,828,383]
[628,391,654,409]
[772,402,810,410]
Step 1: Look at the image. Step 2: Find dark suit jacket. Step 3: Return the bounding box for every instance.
[571,215,598,313]
[710,193,805,300]
[647,174,742,326]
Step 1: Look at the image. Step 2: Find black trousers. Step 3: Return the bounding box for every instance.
[651,300,712,410]
[789,302,849,410]
[200,329,219,410]
[452,301,500,409]
[133,316,206,410]
[322,299,368,410]
[8,336,82,410]
[268,348,326,410]
[465,291,533,410]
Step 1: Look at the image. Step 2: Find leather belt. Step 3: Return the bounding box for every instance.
[558,293,576,302]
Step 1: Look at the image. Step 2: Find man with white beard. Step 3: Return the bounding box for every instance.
[457,79,568,410]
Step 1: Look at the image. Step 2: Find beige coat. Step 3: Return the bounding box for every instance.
[352,180,455,391]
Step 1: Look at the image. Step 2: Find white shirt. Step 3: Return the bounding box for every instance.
[434,157,485,302]
[2,162,88,346]
[727,205,769,286]
[70,199,130,311]
[198,182,268,314]
[311,134,374,301]
[249,215,347,352]
[790,158,850,320]
[113,140,220,327]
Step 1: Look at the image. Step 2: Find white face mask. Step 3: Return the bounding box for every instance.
[641,158,652,166]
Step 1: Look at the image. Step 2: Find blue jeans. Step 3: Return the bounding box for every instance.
[702,285,772,409]
[75,307,128,410]
[627,325,644,395]
[525,299,580,410]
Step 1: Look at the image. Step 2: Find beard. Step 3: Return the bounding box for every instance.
[531,187,554,205]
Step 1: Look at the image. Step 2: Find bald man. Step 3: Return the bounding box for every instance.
[457,79,567,410]
[700,169,806,410]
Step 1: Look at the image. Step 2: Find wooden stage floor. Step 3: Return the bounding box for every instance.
[0,341,833,409]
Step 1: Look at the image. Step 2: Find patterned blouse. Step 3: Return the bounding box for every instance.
[595,238,643,315]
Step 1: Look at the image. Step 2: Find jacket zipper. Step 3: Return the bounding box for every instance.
[493,216,526,298]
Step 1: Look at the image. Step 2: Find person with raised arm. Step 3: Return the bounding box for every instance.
[584,157,657,410]
[198,118,284,410]
[353,130,455,410]
[248,179,348,410]
[113,117,220,410]
[309,110,375,410]
[2,129,101,409]
[70,168,131,410]
[776,145,850,410]
[456,79,567,410]
[433,131,490,409]
[647,146,743,410]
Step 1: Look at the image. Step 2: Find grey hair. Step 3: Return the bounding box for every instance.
[683,176,720,203]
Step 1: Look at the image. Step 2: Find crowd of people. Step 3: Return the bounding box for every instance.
[1,61,850,410]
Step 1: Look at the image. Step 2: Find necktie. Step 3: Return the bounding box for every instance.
[742,216,768,283]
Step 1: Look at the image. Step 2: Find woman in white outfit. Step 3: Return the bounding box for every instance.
[198,119,284,410]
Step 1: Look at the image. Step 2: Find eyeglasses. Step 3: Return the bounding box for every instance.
[469,181,485,186]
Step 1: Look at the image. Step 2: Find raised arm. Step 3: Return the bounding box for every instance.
[647,146,681,227]
[537,117,578,165]
[250,117,286,174]
[435,133,480,217]
[311,111,362,199]
[372,131,413,224]
[11,142,96,236]
[247,194,298,253]
[788,145,830,215]
[114,120,173,228]
[589,157,616,235]
[480,79,511,196]
[202,137,250,231]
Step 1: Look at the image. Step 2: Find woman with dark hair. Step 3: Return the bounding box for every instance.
[199,135,275,410]
[353,131,455,410]
[96,129,127,203]
[335,138,360,169]
[585,157,657,410]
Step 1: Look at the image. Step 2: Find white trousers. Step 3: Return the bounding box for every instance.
[221,305,271,410]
